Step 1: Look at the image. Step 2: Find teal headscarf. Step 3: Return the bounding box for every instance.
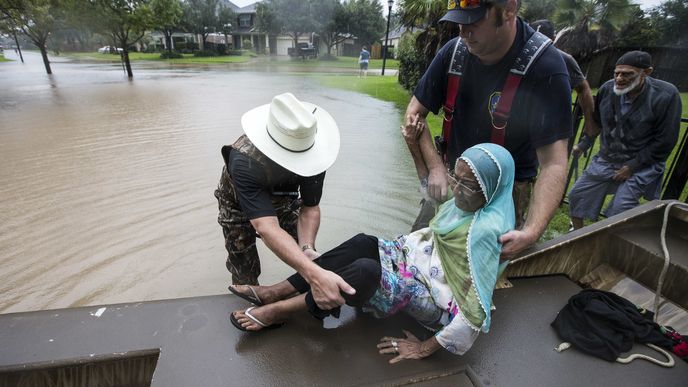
[430,143,515,332]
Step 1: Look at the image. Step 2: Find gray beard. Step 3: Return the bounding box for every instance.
[613,75,642,96]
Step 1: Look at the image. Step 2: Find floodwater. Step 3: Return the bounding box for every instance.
[0,51,418,314]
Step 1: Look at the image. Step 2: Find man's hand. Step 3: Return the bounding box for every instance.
[308,268,355,310]
[613,165,632,182]
[427,167,449,201]
[402,113,426,146]
[303,248,321,260]
[499,229,538,260]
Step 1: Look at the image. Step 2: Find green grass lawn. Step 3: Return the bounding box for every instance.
[318,74,688,242]
[58,50,400,70]
[0,54,10,62]
[59,50,254,63]
[285,55,399,70]
[318,75,409,109]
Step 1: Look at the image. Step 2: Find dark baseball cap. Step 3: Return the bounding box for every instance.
[439,0,506,25]
[616,50,652,69]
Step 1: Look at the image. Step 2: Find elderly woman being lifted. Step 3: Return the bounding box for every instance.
[230,143,515,363]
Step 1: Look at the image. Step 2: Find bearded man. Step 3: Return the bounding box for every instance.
[568,50,682,229]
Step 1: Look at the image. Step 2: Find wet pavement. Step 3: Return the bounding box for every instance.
[0,51,417,313]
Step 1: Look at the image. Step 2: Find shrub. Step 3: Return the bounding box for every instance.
[242,39,253,50]
[397,31,424,92]
[193,50,218,57]
[160,51,183,59]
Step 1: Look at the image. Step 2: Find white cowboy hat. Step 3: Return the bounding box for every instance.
[241,93,340,177]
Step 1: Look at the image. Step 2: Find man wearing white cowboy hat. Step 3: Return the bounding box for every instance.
[215,93,355,311]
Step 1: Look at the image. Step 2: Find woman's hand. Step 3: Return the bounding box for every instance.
[377,330,441,364]
[401,113,426,146]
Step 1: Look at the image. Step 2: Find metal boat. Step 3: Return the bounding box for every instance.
[1,200,686,386]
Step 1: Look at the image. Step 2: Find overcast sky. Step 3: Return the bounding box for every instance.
[229,0,667,13]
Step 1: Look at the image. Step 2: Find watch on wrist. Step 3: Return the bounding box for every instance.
[301,244,316,252]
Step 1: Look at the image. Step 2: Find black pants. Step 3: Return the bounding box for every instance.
[287,233,381,320]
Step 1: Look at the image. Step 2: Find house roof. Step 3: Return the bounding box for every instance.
[379,26,416,44]
[221,0,259,14]
[236,3,258,13]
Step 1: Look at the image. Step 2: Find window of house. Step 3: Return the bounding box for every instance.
[239,14,251,28]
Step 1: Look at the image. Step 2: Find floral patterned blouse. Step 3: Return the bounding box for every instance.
[365,223,482,355]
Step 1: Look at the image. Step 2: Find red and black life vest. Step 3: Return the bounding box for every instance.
[441,31,551,160]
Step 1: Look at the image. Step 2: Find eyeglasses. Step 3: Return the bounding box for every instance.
[447,172,481,195]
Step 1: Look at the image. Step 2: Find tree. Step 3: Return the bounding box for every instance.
[519,0,558,23]
[260,0,318,49]
[647,0,688,47]
[397,29,424,91]
[0,0,65,74]
[91,0,155,78]
[397,0,455,82]
[313,0,349,57]
[346,0,385,48]
[0,13,24,62]
[254,2,281,54]
[554,0,635,59]
[615,5,660,48]
[58,0,100,52]
[181,0,233,51]
[150,0,182,53]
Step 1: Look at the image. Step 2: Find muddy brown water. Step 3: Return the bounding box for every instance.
[0,52,418,313]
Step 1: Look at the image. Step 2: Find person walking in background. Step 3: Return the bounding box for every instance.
[358,46,370,77]
[568,51,682,229]
[402,0,572,259]
[529,19,598,137]
[215,92,355,312]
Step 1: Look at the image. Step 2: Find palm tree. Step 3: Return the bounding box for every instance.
[554,0,635,60]
[398,0,456,68]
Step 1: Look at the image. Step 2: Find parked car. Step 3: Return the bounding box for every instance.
[98,46,123,54]
[287,43,317,59]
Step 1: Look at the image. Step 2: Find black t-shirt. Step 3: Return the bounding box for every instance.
[223,147,325,219]
[414,18,572,180]
[559,49,585,90]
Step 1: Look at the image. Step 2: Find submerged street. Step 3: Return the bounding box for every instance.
[0,51,417,313]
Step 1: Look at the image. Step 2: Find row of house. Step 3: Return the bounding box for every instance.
[148,0,403,58]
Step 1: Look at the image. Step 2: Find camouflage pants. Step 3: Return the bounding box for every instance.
[214,166,300,285]
[511,179,533,230]
[410,179,533,232]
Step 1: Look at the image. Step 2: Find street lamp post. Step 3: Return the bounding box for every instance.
[381,0,393,76]
[223,23,232,54]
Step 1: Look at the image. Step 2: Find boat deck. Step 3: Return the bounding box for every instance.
[1,275,685,386]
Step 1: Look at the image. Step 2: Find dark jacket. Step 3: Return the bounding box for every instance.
[595,76,682,171]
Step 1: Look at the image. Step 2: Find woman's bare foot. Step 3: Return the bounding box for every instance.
[231,304,284,331]
[230,294,308,332]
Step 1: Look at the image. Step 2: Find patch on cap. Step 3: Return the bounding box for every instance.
[459,0,482,8]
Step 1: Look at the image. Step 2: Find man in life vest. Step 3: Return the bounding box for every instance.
[402,0,572,259]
